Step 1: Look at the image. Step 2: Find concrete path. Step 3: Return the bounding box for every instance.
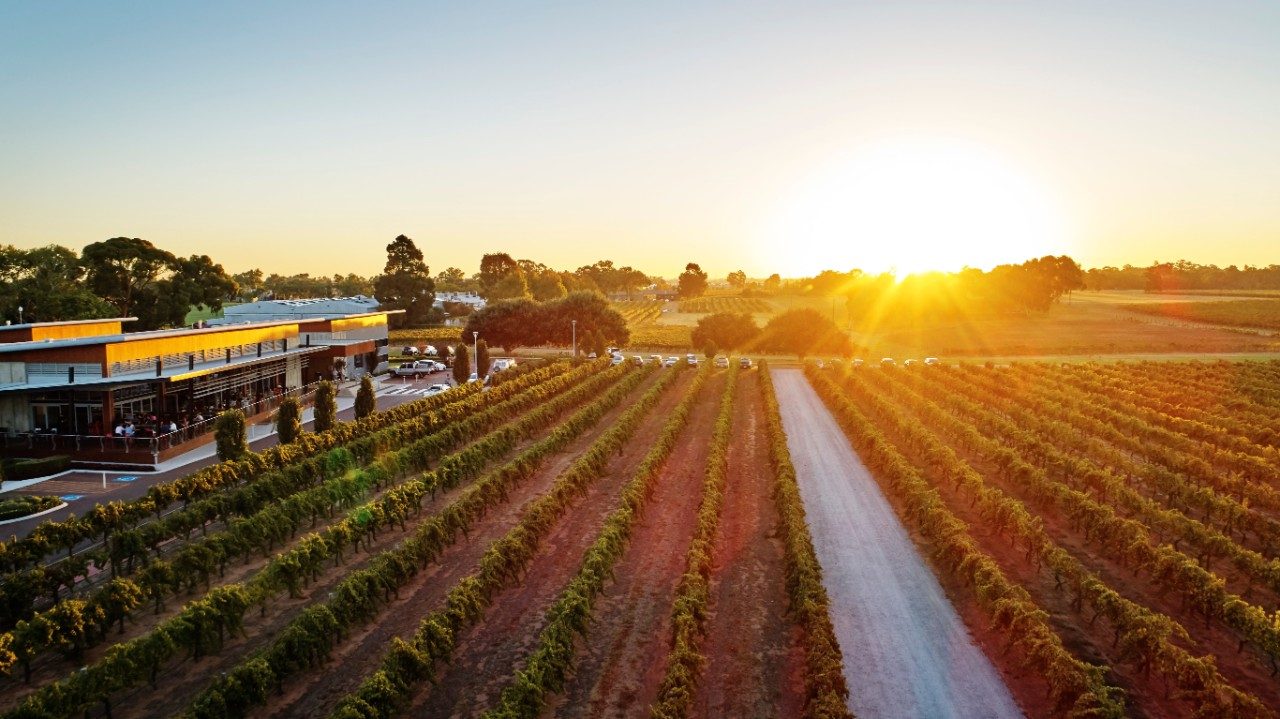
[772,368,1023,719]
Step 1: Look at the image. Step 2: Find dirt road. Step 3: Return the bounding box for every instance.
[771,368,1023,719]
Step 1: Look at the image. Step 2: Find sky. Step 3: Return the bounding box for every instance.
[1,1,1277,279]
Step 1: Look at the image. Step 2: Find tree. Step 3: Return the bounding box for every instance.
[435,267,471,292]
[758,308,851,358]
[80,238,236,330]
[355,376,376,420]
[214,410,248,462]
[0,244,115,324]
[373,235,435,328]
[691,312,759,351]
[726,270,747,288]
[276,398,301,444]
[475,339,490,378]
[541,291,629,348]
[478,253,529,300]
[703,340,718,359]
[462,298,542,352]
[763,273,781,292]
[452,344,470,384]
[523,262,567,301]
[312,381,337,433]
[677,263,708,299]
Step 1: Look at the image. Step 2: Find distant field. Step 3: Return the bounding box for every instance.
[390,327,464,343]
[628,324,693,348]
[183,304,231,324]
[1074,290,1277,305]
[1120,299,1280,331]
[679,296,773,313]
[612,299,663,325]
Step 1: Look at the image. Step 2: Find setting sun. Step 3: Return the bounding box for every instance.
[765,138,1070,277]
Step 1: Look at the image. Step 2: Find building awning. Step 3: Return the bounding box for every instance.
[0,346,327,395]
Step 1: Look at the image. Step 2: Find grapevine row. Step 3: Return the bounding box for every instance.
[322,364,681,719]
[649,362,738,718]
[479,364,713,718]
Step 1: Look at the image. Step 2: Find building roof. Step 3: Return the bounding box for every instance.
[0,318,307,355]
[0,317,138,332]
[220,296,381,320]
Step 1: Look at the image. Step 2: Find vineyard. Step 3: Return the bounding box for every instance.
[612,300,664,326]
[797,359,1280,718]
[0,358,850,719]
[678,296,773,314]
[388,328,465,344]
[1122,299,1280,331]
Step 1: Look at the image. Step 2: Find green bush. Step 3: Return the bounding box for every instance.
[0,495,61,521]
[215,410,248,462]
[313,380,337,433]
[276,398,302,444]
[355,375,376,420]
[1,456,71,483]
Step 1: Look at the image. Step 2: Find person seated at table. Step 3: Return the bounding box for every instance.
[123,421,135,437]
[114,423,125,436]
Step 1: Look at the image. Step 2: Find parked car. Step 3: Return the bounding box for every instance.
[739,357,753,369]
[662,356,678,367]
[401,346,420,357]
[631,355,645,366]
[423,345,438,357]
[852,358,864,368]
[903,359,917,367]
[686,353,698,366]
[714,356,729,368]
[492,358,515,372]
[924,357,941,366]
[587,352,598,359]
[468,372,480,383]
[650,354,664,364]
[424,383,451,396]
[610,354,624,366]
[394,360,435,378]
[881,357,896,367]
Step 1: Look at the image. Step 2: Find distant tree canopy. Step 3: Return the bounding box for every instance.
[373,234,435,328]
[678,263,709,298]
[81,237,237,330]
[573,260,649,296]
[756,308,851,358]
[691,312,759,351]
[1129,261,1280,293]
[241,271,373,301]
[464,291,628,352]
[0,244,115,325]
[726,270,747,288]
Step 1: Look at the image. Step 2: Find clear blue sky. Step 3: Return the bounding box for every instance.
[2,1,1277,278]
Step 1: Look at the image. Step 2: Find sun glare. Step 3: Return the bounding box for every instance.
[763,138,1069,278]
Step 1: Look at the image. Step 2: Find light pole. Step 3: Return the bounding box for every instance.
[472,331,479,377]
[571,320,577,360]
[17,306,23,324]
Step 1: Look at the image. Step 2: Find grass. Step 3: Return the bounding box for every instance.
[183,304,233,325]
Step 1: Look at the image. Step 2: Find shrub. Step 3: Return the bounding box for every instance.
[313,381,337,433]
[214,410,248,462]
[0,496,61,521]
[276,398,302,444]
[0,456,71,483]
[355,375,376,420]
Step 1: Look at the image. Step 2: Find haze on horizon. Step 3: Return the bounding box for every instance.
[1,1,1277,280]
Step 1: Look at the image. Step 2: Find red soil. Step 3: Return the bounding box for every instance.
[690,371,807,717]
[551,373,727,719]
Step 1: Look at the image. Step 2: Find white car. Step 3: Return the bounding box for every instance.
[739,357,753,369]
[631,355,645,366]
[904,359,917,367]
[881,357,896,367]
[492,358,515,372]
[394,360,435,378]
[662,356,678,367]
[924,357,941,366]
[686,354,698,366]
[423,345,438,357]
[468,372,480,383]
[852,359,864,368]
[610,354,624,366]
[650,354,663,364]
[424,383,451,395]
[714,356,729,368]
[401,346,420,357]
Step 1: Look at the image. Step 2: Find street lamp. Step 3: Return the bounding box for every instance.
[472,331,479,377]
[17,306,23,324]
[571,320,577,360]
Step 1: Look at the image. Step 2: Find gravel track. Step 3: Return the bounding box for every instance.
[771,368,1023,719]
